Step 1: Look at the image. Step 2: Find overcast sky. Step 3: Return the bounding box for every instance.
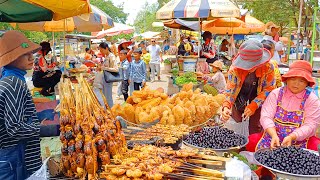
[111,0,158,24]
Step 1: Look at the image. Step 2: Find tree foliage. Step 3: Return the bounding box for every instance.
[90,0,128,23]
[133,2,167,34]
[243,0,318,37]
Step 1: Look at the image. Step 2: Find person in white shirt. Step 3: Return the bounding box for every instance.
[147,39,163,82]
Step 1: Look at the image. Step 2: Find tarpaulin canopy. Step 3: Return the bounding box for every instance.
[0,0,91,22]
[156,0,240,20]
[11,5,113,32]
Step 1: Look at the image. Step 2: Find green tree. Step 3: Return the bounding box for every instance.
[243,0,318,37]
[157,0,170,7]
[90,0,128,23]
[134,3,163,34]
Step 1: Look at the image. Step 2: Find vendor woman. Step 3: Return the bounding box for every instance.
[221,39,276,135]
[247,61,320,151]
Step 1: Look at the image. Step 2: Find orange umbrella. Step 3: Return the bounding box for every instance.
[203,18,244,28]
[243,15,265,33]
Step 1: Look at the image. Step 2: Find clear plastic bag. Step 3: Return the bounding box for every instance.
[224,117,249,138]
[225,158,252,180]
[27,157,50,180]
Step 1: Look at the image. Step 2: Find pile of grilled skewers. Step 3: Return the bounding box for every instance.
[101,145,229,180]
[59,76,127,179]
[126,124,191,146]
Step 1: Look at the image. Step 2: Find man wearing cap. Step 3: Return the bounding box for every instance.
[221,39,276,135]
[0,31,42,179]
[147,39,163,82]
[247,61,320,151]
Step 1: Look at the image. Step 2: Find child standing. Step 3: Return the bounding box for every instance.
[142,48,151,81]
[119,50,130,101]
[130,49,146,90]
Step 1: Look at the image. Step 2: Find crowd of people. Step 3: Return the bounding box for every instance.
[0,18,319,179]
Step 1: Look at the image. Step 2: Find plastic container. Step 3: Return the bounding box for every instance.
[183,58,197,72]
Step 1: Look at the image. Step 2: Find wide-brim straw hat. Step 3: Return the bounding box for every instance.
[265,21,280,32]
[282,60,315,87]
[0,30,41,67]
[210,60,223,70]
[233,39,271,71]
[118,40,133,52]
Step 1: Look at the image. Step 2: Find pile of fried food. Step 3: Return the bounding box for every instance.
[112,83,225,126]
[101,145,226,180]
[59,76,127,180]
[128,124,191,144]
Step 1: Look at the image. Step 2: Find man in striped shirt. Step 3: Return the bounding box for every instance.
[0,31,42,179]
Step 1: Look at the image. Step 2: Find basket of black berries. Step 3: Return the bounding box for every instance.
[254,146,320,179]
[183,126,248,155]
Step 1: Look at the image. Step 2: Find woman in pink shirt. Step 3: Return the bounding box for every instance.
[247,60,320,152]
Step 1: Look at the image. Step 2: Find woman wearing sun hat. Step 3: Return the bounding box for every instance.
[221,39,276,135]
[203,60,226,95]
[247,61,320,152]
[0,31,42,179]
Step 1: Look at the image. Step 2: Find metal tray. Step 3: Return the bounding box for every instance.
[254,148,320,179]
[182,128,248,156]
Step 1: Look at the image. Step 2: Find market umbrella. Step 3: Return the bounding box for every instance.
[0,0,91,22]
[11,5,114,32]
[163,19,199,31]
[93,23,134,38]
[156,0,240,20]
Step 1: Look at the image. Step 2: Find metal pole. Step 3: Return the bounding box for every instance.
[310,7,319,66]
[198,18,202,56]
[296,0,303,59]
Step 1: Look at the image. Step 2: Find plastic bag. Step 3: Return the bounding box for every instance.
[225,158,252,180]
[27,157,50,180]
[224,117,249,138]
[93,71,104,89]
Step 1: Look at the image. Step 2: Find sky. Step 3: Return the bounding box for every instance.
[111,0,158,24]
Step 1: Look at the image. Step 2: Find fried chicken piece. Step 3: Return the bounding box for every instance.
[183,107,193,126]
[150,106,161,121]
[214,94,226,106]
[138,112,152,123]
[167,114,175,125]
[160,110,169,124]
[172,105,185,125]
[123,104,135,123]
[126,169,143,178]
[194,88,201,94]
[141,97,161,109]
[182,82,193,92]
[133,97,142,104]
[110,167,126,176]
[135,107,143,123]
[160,93,168,100]
[126,96,134,104]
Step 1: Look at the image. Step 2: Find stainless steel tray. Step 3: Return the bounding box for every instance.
[182,127,248,156]
[254,148,320,179]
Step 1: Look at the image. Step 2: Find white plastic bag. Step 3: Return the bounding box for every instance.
[93,71,104,89]
[27,157,50,180]
[224,117,249,138]
[225,158,252,180]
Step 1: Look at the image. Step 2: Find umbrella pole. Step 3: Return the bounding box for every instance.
[198,18,202,56]
[52,32,55,56]
[63,19,66,73]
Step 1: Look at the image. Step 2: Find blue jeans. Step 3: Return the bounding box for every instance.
[0,142,27,180]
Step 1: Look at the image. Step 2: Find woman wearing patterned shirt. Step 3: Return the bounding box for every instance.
[0,31,42,179]
[221,39,276,135]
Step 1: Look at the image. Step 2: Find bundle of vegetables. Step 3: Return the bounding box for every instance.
[175,72,197,86]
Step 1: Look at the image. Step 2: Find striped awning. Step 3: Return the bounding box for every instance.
[156,0,240,20]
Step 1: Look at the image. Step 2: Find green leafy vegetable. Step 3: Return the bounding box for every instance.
[231,152,258,171]
[175,72,197,86]
[163,59,171,64]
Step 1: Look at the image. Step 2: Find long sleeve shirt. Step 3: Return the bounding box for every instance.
[223,62,276,113]
[260,87,320,141]
[206,71,226,92]
[0,76,42,173]
[130,59,146,83]
[121,59,131,80]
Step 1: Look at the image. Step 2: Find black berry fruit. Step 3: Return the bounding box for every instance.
[184,127,247,149]
[255,146,320,175]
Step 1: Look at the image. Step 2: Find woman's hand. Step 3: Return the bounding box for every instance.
[243,107,254,120]
[221,107,231,123]
[270,135,280,149]
[281,134,297,147]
